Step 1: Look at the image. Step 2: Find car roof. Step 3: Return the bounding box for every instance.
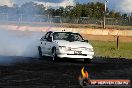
[47,30,78,34]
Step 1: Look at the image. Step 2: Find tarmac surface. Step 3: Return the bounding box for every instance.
[0,57,131,88]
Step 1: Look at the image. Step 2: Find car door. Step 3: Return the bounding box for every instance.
[45,32,54,55]
[40,32,50,55]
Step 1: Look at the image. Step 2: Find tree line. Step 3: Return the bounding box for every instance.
[0,1,131,20]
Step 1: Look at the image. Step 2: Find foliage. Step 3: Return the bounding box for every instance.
[0,2,131,22]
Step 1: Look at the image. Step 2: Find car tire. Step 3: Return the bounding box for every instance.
[52,47,57,61]
[84,58,91,63]
[38,46,42,58]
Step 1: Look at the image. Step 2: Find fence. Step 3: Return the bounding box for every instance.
[0,13,132,26]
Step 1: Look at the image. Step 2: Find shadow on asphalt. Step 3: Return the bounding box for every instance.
[0,55,131,67]
[39,56,89,64]
[38,56,132,64]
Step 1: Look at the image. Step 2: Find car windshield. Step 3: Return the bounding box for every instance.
[53,32,84,42]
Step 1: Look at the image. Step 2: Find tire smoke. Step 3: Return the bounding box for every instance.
[0,28,45,65]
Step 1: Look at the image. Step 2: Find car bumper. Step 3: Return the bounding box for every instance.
[57,51,94,59]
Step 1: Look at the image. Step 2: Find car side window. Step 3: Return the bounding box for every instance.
[40,32,50,41]
[45,32,50,39]
[46,32,53,42]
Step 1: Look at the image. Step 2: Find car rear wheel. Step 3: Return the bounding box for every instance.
[38,46,42,58]
[84,58,91,63]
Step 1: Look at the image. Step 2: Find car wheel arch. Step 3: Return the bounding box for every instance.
[51,46,58,61]
[52,46,56,52]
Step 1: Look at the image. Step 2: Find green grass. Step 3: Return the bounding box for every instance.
[90,41,132,59]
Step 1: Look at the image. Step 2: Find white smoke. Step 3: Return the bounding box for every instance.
[0,29,44,58]
[0,28,44,65]
[0,28,45,65]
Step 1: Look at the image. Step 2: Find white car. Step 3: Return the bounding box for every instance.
[38,31,94,62]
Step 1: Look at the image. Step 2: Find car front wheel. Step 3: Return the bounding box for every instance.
[51,48,57,61]
[38,46,42,58]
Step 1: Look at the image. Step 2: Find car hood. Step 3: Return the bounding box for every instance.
[54,40,93,48]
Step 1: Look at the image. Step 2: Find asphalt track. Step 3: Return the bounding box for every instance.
[0,57,131,88]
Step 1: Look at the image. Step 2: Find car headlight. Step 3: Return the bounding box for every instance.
[85,48,93,52]
[59,46,67,50]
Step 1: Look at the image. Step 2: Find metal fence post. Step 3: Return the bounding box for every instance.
[117,35,119,50]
